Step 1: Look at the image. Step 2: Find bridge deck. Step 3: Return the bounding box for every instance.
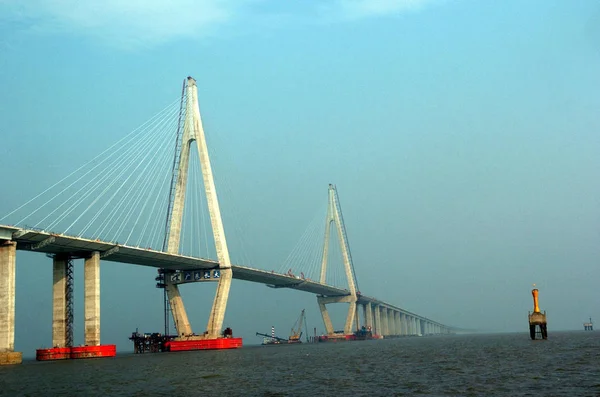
[1,225,445,327]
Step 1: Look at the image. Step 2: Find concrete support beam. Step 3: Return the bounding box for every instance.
[52,256,68,347]
[395,312,401,336]
[317,295,354,305]
[374,305,381,336]
[318,301,335,335]
[0,241,21,365]
[166,284,192,337]
[84,251,100,346]
[399,313,405,335]
[344,301,356,335]
[365,303,372,329]
[381,307,388,336]
[388,309,395,335]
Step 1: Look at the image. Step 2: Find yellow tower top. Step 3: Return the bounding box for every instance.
[531,284,540,313]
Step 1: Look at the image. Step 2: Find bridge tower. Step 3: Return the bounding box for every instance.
[164,77,233,339]
[318,184,360,336]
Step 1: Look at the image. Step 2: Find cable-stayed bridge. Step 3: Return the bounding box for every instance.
[0,77,452,365]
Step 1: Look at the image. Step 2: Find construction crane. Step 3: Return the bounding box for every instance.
[288,309,307,343]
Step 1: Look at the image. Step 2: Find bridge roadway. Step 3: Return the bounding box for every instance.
[1,225,446,328]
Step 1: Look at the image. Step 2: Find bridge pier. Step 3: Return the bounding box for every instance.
[365,303,372,330]
[84,251,100,346]
[399,313,405,335]
[388,309,393,336]
[374,305,381,337]
[394,312,401,336]
[0,241,21,365]
[52,255,70,347]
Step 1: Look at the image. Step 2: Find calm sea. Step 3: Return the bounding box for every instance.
[1,331,599,396]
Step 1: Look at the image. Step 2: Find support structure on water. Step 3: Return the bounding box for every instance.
[528,285,547,340]
[156,76,241,350]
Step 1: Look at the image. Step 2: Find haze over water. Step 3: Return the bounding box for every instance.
[0,332,597,396]
[0,0,599,372]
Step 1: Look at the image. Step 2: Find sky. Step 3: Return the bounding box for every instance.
[1,0,600,356]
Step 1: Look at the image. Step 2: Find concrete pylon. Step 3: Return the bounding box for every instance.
[365,303,372,329]
[52,256,68,347]
[165,77,234,339]
[374,305,381,336]
[84,251,100,346]
[318,184,359,335]
[0,241,21,365]
[387,309,395,335]
[381,307,388,336]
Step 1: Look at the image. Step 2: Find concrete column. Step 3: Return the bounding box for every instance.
[374,305,381,336]
[399,313,406,335]
[52,256,68,347]
[84,251,100,346]
[365,302,372,329]
[318,301,334,335]
[399,313,405,336]
[387,309,395,335]
[381,307,388,336]
[0,241,21,365]
[361,304,366,328]
[395,312,401,336]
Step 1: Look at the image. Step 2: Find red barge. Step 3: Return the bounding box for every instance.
[129,327,242,353]
[36,345,116,361]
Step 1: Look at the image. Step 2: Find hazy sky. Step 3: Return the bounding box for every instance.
[1,0,600,355]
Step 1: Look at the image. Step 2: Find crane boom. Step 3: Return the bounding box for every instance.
[289,309,305,342]
[255,332,288,343]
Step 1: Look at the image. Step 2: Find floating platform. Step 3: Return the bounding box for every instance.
[129,327,242,353]
[164,337,242,352]
[318,334,356,342]
[36,345,116,361]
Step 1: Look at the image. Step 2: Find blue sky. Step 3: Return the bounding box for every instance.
[1,0,600,355]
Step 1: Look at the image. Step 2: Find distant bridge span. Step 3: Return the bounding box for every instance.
[1,225,447,328]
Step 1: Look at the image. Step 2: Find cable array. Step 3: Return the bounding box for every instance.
[178,145,215,259]
[205,127,254,266]
[1,98,183,250]
[0,85,361,292]
[277,202,351,289]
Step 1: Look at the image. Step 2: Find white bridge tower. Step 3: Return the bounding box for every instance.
[318,184,360,335]
[165,77,233,339]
